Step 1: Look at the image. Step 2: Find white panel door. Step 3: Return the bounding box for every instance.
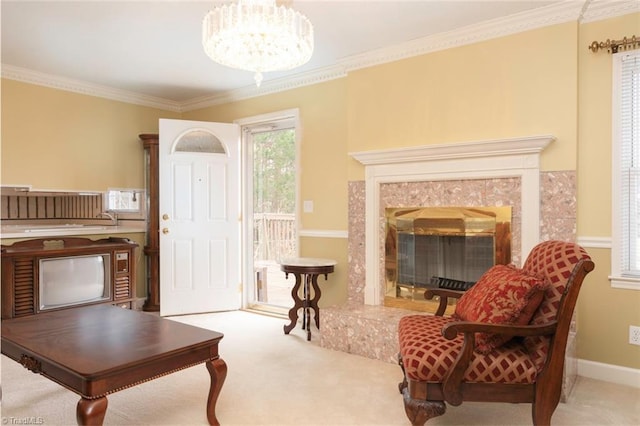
[159,119,241,316]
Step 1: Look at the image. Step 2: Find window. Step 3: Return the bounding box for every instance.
[104,188,145,220]
[174,130,226,153]
[612,50,640,289]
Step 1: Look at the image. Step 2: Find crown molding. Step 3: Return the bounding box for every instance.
[340,1,585,74]
[2,1,636,111]
[180,65,348,111]
[580,0,640,23]
[1,65,182,112]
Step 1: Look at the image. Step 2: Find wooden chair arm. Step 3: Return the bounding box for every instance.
[441,320,558,406]
[424,288,465,316]
[442,321,558,340]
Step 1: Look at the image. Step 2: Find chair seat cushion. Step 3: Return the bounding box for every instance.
[398,315,538,384]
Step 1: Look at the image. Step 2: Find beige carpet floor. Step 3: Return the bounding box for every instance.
[1,310,639,425]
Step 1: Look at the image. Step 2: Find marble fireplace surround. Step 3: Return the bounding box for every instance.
[320,135,581,399]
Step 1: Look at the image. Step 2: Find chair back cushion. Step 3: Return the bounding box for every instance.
[453,264,546,354]
[520,240,592,370]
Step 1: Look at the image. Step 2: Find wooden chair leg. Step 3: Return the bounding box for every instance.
[401,386,446,426]
[532,375,560,426]
[398,377,407,394]
[532,400,554,426]
[397,354,408,394]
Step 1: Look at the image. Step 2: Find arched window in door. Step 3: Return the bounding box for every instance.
[174,130,226,154]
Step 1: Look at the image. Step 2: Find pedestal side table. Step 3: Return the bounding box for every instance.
[279,257,336,341]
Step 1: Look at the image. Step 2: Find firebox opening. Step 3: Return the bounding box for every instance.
[384,206,511,312]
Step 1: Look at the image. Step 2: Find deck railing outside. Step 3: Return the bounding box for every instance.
[254,213,296,261]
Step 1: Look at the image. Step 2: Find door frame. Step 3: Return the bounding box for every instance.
[234,108,301,309]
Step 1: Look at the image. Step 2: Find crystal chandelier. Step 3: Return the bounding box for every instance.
[202,0,314,87]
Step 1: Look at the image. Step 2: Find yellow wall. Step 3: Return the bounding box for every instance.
[347,22,579,179]
[299,236,348,307]
[183,79,349,232]
[577,13,640,369]
[2,12,639,371]
[1,79,179,191]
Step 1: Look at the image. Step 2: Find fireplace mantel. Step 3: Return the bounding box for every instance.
[349,135,555,306]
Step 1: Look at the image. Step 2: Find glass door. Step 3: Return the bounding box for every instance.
[241,111,299,313]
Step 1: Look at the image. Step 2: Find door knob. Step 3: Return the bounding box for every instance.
[162,214,170,220]
[162,228,170,234]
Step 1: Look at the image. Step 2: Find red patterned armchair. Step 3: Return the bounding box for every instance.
[397,240,594,425]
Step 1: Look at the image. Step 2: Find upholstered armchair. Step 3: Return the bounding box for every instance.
[397,240,595,426]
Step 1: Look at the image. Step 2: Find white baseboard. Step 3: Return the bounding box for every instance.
[578,358,640,388]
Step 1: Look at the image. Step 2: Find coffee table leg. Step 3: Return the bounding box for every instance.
[76,396,108,426]
[206,357,228,426]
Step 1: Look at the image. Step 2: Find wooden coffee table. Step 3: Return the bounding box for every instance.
[1,305,226,425]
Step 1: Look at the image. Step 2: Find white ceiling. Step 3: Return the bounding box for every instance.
[0,1,634,108]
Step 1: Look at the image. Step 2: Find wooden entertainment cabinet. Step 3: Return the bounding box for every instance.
[1,237,138,319]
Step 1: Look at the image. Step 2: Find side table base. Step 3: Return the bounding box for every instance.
[280,258,336,341]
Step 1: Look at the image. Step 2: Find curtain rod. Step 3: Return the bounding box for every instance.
[589,35,638,53]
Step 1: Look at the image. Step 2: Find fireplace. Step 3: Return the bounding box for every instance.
[321,135,581,400]
[348,135,555,309]
[384,206,511,311]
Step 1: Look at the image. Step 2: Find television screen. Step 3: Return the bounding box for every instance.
[39,254,111,310]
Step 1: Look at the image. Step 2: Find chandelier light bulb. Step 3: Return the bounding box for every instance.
[202,0,314,87]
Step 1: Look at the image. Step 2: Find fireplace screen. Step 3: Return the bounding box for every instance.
[385,206,511,311]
